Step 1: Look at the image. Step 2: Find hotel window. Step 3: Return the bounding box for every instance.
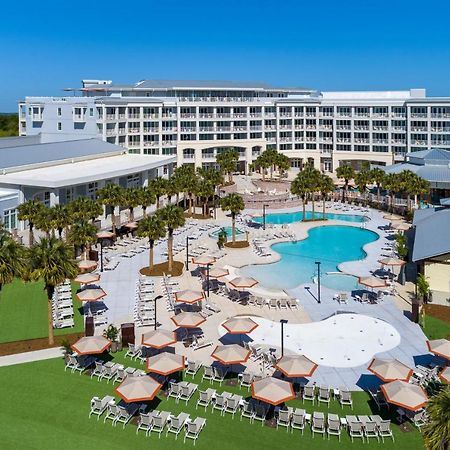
[3,209,17,230]
[127,174,141,188]
[57,122,62,131]
[57,107,62,116]
[87,182,99,200]
[89,108,94,117]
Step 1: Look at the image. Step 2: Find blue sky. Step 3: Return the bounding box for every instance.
[1,0,450,111]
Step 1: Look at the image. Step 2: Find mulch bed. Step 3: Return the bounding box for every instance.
[265,418,277,428]
[225,379,238,387]
[183,213,210,220]
[0,332,84,357]
[224,241,250,249]
[424,304,450,324]
[139,261,184,277]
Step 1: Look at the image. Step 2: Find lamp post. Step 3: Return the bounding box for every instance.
[206,263,212,298]
[315,261,321,304]
[185,235,189,271]
[262,204,269,230]
[280,319,288,357]
[99,238,104,272]
[153,295,163,330]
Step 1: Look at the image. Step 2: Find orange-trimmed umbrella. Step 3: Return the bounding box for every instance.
[124,222,138,229]
[76,287,106,302]
[367,358,413,382]
[115,376,162,403]
[207,267,229,279]
[222,317,259,334]
[71,336,111,355]
[358,276,387,289]
[440,367,450,384]
[146,353,185,376]
[229,276,258,289]
[171,312,206,329]
[141,329,177,349]
[427,339,450,360]
[251,377,295,406]
[74,273,100,285]
[192,255,216,266]
[390,221,411,231]
[383,213,403,221]
[275,355,318,378]
[379,257,406,267]
[96,230,115,239]
[174,289,205,305]
[78,259,97,271]
[380,380,427,412]
[211,344,251,365]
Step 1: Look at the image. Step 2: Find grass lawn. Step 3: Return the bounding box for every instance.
[0,279,84,343]
[0,353,424,450]
[421,314,450,340]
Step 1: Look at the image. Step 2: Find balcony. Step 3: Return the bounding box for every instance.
[180,113,196,118]
[337,112,351,118]
[199,113,214,118]
[143,113,159,119]
[411,126,428,132]
[391,139,406,144]
[337,138,351,143]
[320,137,333,142]
[354,138,369,144]
[183,153,195,159]
[354,125,369,130]
[431,113,450,118]
[266,137,276,142]
[305,125,317,130]
[143,128,159,133]
[105,129,116,136]
[162,127,177,132]
[216,113,231,118]
[319,112,334,117]
[180,127,196,132]
[373,139,388,144]
[412,140,428,146]
[354,113,370,118]
[279,125,292,130]
[336,125,351,130]
[305,136,316,142]
[233,113,247,118]
[118,129,126,135]
[372,126,388,131]
[249,113,262,118]
[431,127,450,132]
[128,114,140,119]
[279,113,292,118]
[392,126,406,131]
[391,112,406,118]
[372,113,389,118]
[280,137,292,142]
[73,113,86,122]
[162,140,176,146]
[128,141,141,148]
[264,112,276,118]
[411,113,428,118]
[319,124,332,130]
[162,113,176,119]
[31,113,44,121]
[106,114,116,120]
[128,128,141,134]
[143,141,159,147]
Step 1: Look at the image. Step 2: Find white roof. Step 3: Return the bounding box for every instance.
[0,154,175,188]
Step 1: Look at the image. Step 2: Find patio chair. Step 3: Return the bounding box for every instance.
[255,297,265,308]
[114,404,138,428]
[202,366,214,383]
[212,366,228,385]
[311,412,326,439]
[166,412,190,439]
[378,420,394,442]
[186,360,202,378]
[291,408,306,434]
[136,412,155,435]
[339,387,353,409]
[349,421,364,442]
[411,409,427,430]
[224,395,242,418]
[124,343,140,359]
[100,363,120,383]
[168,381,181,400]
[113,366,126,383]
[268,298,278,309]
[249,345,263,361]
[196,388,216,410]
[276,409,291,430]
[279,298,288,309]
[364,421,380,442]
[104,404,120,424]
[253,404,268,426]
[368,387,388,410]
[327,414,341,441]
[65,354,83,374]
[178,383,198,404]
[150,411,171,438]
[91,361,105,380]
[302,385,315,404]
[89,395,114,420]
[184,417,206,445]
[287,298,298,309]
[240,401,256,422]
[212,392,229,415]
[318,386,330,406]
[238,372,254,390]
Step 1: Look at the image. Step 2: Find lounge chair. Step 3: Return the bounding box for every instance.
[268,298,278,309]
[91,361,104,380]
[368,387,388,410]
[277,409,291,430]
[411,409,427,430]
[113,366,127,383]
[291,408,306,434]
[100,363,120,383]
[104,404,120,424]
[65,354,84,374]
[186,360,202,378]
[124,343,140,359]
[212,392,230,415]
[253,404,268,426]
[302,385,315,404]
[279,298,288,309]
[114,404,138,428]
[150,411,171,438]
[240,401,255,422]
[212,366,228,385]
[178,383,198,404]
[364,421,379,442]
[311,412,326,438]
[287,298,298,309]
[166,412,190,439]
[349,421,364,442]
[238,372,254,390]
[136,412,157,435]
[327,414,341,441]
[196,388,216,410]
[318,386,330,406]
[224,394,242,418]
[168,381,182,400]
[192,335,213,350]
[378,420,394,442]
[202,366,214,383]
[184,417,206,445]
[89,395,114,420]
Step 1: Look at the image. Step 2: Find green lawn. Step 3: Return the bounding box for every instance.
[0,354,424,450]
[422,314,450,340]
[0,279,84,343]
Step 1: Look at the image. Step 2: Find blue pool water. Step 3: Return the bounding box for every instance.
[210,226,244,238]
[253,211,367,225]
[241,226,379,291]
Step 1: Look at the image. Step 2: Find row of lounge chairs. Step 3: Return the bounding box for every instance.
[134,278,156,327]
[247,295,299,309]
[52,280,74,329]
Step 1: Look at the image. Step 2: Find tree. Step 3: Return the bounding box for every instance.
[68,197,102,223]
[0,229,25,291]
[410,176,430,209]
[303,164,321,220]
[336,164,355,202]
[138,186,156,217]
[384,173,402,212]
[149,177,167,210]
[255,152,271,181]
[17,199,45,245]
[164,179,179,205]
[416,273,430,302]
[34,207,54,238]
[28,237,78,345]
[183,171,199,216]
[97,184,124,234]
[196,181,215,217]
[276,153,291,179]
[354,169,371,203]
[423,386,450,450]
[157,205,185,272]
[67,220,97,260]
[49,204,71,239]
[121,187,141,222]
[319,174,335,217]
[216,149,239,184]
[395,233,408,260]
[197,167,224,216]
[137,215,166,271]
[291,171,309,220]
[220,193,245,244]
[370,167,386,203]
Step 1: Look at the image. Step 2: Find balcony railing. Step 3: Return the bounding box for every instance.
[143,141,159,147]
[411,113,428,118]
[391,139,406,144]
[73,114,86,122]
[143,128,159,133]
[431,127,450,132]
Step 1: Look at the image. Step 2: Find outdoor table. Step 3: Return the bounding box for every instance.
[305,413,312,422]
[104,361,114,368]
[333,388,340,398]
[125,367,136,375]
[340,417,347,427]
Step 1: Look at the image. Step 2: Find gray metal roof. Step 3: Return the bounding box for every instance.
[384,162,450,185]
[407,148,450,165]
[0,134,41,149]
[412,208,450,261]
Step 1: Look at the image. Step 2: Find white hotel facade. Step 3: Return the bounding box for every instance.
[19,80,450,174]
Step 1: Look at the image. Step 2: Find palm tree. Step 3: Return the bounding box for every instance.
[28,237,78,345]
[137,215,166,271]
[182,170,199,216]
[291,171,309,220]
[68,197,102,223]
[67,220,97,260]
[49,204,71,239]
[149,177,167,210]
[304,165,321,220]
[164,178,179,205]
[319,174,335,217]
[216,148,239,184]
[121,187,141,222]
[197,167,224,216]
[384,173,402,212]
[354,170,371,203]
[255,153,270,181]
[276,153,291,179]
[423,386,450,450]
[196,181,215,217]
[220,193,245,244]
[139,186,156,217]
[157,205,185,272]
[0,229,25,291]
[97,183,124,234]
[336,164,355,202]
[263,148,279,180]
[34,206,54,238]
[369,167,386,203]
[409,176,430,209]
[17,199,45,245]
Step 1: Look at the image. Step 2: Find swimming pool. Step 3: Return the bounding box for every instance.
[210,226,244,239]
[252,211,367,225]
[240,225,379,291]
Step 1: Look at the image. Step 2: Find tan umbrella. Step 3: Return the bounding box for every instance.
[115,376,162,403]
[207,267,229,279]
[379,257,406,267]
[170,312,206,329]
[222,317,259,334]
[275,355,318,378]
[141,329,177,349]
[174,289,205,304]
[74,273,100,284]
[146,353,185,376]
[124,222,138,229]
[390,221,411,231]
[358,276,387,289]
[381,380,427,411]
[211,344,251,365]
[440,367,450,384]
[229,276,258,289]
[96,230,115,239]
[71,336,111,355]
[192,255,216,266]
[367,358,413,382]
[383,213,403,221]
[427,339,450,360]
[78,259,97,271]
[76,287,106,302]
[251,377,295,406]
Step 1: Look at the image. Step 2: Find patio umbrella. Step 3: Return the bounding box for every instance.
[78,259,97,271]
[367,358,413,382]
[383,213,403,221]
[358,276,387,289]
[141,329,177,349]
[440,367,450,384]
[378,257,406,267]
[170,312,206,328]
[390,221,411,231]
[76,287,107,302]
[251,377,295,406]
[192,255,216,266]
[96,230,115,239]
[222,317,259,335]
[174,289,205,305]
[115,376,162,403]
[380,380,428,412]
[207,267,229,279]
[275,355,318,378]
[74,273,100,285]
[427,339,450,360]
[146,353,185,376]
[211,344,251,365]
[124,222,138,229]
[71,336,111,355]
[229,276,258,289]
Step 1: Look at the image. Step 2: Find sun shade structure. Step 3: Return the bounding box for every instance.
[390,221,411,231]
[74,273,100,284]
[383,213,403,221]
[222,317,259,334]
[367,358,413,382]
[174,289,205,304]
[378,257,406,267]
[141,329,177,349]
[275,355,318,378]
[380,380,427,411]
[96,230,115,239]
[192,255,216,266]
[427,339,450,360]
[440,367,450,383]
[358,276,387,289]
[76,287,106,302]
[251,377,295,406]
[146,353,185,376]
[115,376,162,403]
[124,222,138,229]
[229,276,258,289]
[207,267,229,278]
[71,336,111,355]
[211,344,251,365]
[78,259,97,271]
[170,312,206,328]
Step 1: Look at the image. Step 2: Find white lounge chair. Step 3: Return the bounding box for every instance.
[184,417,206,445]
[89,395,114,420]
[378,419,394,442]
[149,411,170,438]
[291,408,306,434]
[114,404,138,428]
[178,383,198,404]
[186,360,201,378]
[224,394,242,418]
[166,412,190,439]
[196,388,216,410]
